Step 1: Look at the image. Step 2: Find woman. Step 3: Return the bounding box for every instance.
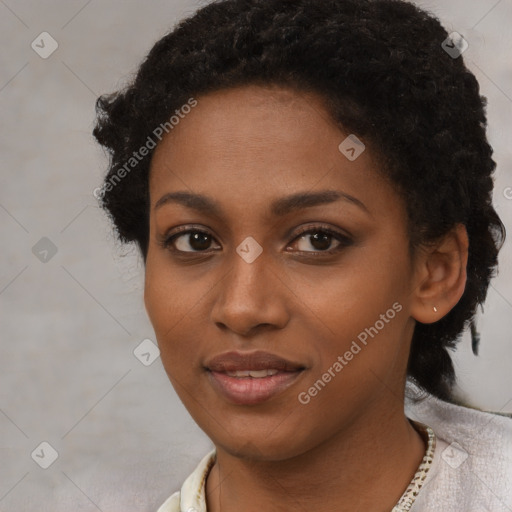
[93,0,512,510]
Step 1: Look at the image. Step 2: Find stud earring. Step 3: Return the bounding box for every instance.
[433,306,438,312]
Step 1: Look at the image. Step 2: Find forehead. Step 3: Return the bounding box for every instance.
[148,84,399,221]
[152,85,339,162]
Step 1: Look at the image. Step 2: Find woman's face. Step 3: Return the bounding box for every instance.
[145,84,423,460]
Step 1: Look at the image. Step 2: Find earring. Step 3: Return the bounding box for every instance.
[433,306,438,312]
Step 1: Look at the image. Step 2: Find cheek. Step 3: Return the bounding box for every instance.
[144,253,212,376]
[144,249,194,329]
[306,255,401,327]
[144,255,185,357]
[144,257,171,332]
[302,253,409,374]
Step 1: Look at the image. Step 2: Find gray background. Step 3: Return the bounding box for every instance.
[0,1,511,510]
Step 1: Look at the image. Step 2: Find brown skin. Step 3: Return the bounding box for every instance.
[144,84,469,512]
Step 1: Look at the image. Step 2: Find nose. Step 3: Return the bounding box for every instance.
[210,249,290,337]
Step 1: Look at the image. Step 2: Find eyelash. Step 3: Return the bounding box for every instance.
[159,224,352,257]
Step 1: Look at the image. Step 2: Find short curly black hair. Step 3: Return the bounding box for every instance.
[93,0,506,403]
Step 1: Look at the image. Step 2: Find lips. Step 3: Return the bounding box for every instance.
[205,350,306,373]
[204,350,306,405]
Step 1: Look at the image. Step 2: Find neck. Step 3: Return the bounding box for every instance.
[205,402,426,512]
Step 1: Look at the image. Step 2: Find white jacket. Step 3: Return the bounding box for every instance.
[156,380,512,512]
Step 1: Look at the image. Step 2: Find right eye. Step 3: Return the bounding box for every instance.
[161,228,221,253]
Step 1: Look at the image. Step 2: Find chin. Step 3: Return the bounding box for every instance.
[210,425,315,463]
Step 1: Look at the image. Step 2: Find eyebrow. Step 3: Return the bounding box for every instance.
[154,189,370,217]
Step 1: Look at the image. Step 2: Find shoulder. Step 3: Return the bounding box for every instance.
[405,380,512,451]
[155,449,217,512]
[406,381,512,511]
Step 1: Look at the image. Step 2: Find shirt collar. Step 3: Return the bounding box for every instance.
[179,449,216,512]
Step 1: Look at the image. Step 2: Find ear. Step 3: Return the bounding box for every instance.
[410,223,469,324]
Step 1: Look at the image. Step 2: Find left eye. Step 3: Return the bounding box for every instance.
[287,228,351,254]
